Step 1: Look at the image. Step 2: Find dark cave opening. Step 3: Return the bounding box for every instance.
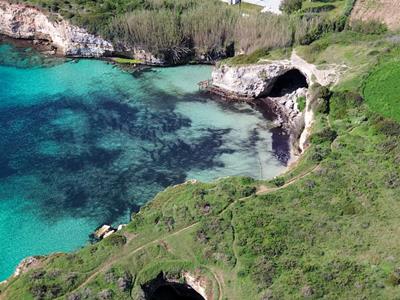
[150,284,205,300]
[268,69,308,97]
[143,273,205,300]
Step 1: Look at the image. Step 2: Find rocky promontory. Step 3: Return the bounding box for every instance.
[0,0,114,57]
[208,52,342,155]
[212,61,295,98]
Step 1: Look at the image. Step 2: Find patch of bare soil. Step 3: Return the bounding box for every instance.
[350,0,400,30]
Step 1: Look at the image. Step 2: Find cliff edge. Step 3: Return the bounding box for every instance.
[0,0,114,57]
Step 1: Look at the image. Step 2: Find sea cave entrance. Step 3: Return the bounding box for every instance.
[269,69,308,97]
[143,273,205,300]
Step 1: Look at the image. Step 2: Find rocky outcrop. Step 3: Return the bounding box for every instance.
[211,52,341,99]
[266,87,307,130]
[0,0,114,57]
[0,256,44,285]
[209,52,342,155]
[212,61,295,98]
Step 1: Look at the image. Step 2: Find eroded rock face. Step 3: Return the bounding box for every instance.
[0,0,114,57]
[211,61,295,98]
[210,59,318,156]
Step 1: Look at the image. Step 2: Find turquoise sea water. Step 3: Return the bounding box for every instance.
[0,42,287,280]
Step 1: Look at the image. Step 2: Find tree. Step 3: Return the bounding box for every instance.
[280,0,302,14]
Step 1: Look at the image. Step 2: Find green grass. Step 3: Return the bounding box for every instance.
[301,0,346,17]
[296,30,393,90]
[4,20,400,300]
[112,57,143,64]
[4,84,400,298]
[221,48,291,66]
[364,62,400,122]
[236,2,263,13]
[297,95,306,111]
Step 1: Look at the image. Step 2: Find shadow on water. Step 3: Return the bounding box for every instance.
[207,93,291,165]
[0,89,234,224]
[0,40,290,228]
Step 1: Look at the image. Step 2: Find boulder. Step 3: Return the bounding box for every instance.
[94,225,112,239]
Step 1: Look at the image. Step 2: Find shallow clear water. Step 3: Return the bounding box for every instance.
[0,42,287,280]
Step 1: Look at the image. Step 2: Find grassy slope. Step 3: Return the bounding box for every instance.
[3,27,400,300]
[0,17,400,299]
[301,0,346,16]
[364,59,400,122]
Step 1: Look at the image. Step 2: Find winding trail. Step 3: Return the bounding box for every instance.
[1,163,320,300]
[68,223,199,296]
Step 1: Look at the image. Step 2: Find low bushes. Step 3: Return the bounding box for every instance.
[350,20,387,35]
[280,0,302,14]
[330,91,363,120]
[18,0,354,62]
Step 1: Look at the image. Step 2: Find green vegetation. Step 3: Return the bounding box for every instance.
[235,2,263,13]
[221,48,291,66]
[3,28,400,299]
[12,0,352,63]
[297,95,306,111]
[350,19,388,34]
[5,1,400,299]
[364,61,400,122]
[280,0,302,14]
[112,57,142,64]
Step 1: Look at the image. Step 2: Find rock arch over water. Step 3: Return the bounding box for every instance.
[268,69,308,97]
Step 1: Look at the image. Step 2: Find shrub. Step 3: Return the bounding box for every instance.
[350,20,387,35]
[310,84,331,114]
[330,91,363,120]
[251,257,276,285]
[311,128,337,144]
[239,186,257,197]
[293,15,345,46]
[103,234,127,247]
[375,119,400,136]
[312,84,331,100]
[272,177,285,187]
[311,145,331,161]
[280,0,302,14]
[297,96,306,111]
[302,4,335,14]
[387,269,400,286]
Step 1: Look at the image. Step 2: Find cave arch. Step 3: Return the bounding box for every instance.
[268,69,308,97]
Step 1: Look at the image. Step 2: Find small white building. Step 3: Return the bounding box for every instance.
[222,0,282,14]
[221,0,241,4]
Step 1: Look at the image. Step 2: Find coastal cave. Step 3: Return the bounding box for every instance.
[142,273,205,300]
[269,69,308,97]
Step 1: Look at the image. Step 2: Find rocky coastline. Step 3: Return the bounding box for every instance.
[205,54,341,159]
[0,0,230,65]
[0,0,172,64]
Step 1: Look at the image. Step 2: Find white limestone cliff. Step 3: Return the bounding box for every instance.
[0,0,114,57]
[210,52,343,154]
[212,60,295,98]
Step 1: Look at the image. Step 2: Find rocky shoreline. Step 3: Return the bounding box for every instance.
[204,54,342,159]
[0,0,229,65]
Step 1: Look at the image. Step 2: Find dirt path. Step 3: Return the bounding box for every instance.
[67,223,199,296]
[2,163,319,300]
[257,164,320,195]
